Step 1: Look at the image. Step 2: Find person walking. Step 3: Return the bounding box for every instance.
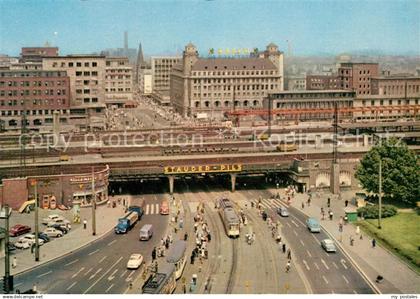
[152,247,157,261]
[345,199,349,207]
[83,219,87,229]
[307,197,311,207]
[287,249,292,260]
[327,197,331,208]
[285,260,291,273]
[12,256,17,269]
[282,243,286,253]
[372,238,376,248]
[301,202,305,209]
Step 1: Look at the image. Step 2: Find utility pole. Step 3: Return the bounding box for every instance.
[378,158,382,229]
[91,167,96,236]
[33,180,40,261]
[267,95,272,138]
[4,205,11,293]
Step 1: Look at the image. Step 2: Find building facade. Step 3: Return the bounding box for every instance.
[285,75,306,91]
[21,47,59,62]
[371,75,420,97]
[171,43,284,118]
[0,70,70,132]
[42,55,107,131]
[306,75,340,90]
[339,62,379,96]
[104,57,133,107]
[151,56,181,104]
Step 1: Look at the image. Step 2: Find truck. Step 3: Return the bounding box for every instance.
[115,211,139,234]
[128,205,144,220]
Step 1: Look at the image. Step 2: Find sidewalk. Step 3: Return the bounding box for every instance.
[1,200,125,276]
[272,188,420,294]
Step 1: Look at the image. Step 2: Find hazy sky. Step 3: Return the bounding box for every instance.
[1,0,419,56]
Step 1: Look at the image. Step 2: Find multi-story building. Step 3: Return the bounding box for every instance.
[151,56,181,104]
[371,75,420,97]
[0,55,19,69]
[104,57,133,107]
[0,70,70,132]
[42,55,107,131]
[139,68,153,95]
[171,43,284,118]
[338,62,379,95]
[285,75,306,91]
[306,75,340,90]
[21,47,59,62]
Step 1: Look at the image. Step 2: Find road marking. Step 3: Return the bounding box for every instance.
[107,240,117,246]
[293,230,298,236]
[314,262,320,270]
[150,204,154,214]
[155,203,159,213]
[291,220,299,227]
[291,215,307,227]
[37,270,52,278]
[88,249,100,256]
[65,259,79,266]
[286,222,291,228]
[311,234,320,244]
[332,261,339,269]
[342,275,349,284]
[300,240,305,247]
[306,250,312,258]
[322,275,329,284]
[120,270,128,278]
[126,270,135,282]
[99,256,107,264]
[108,268,119,281]
[302,260,310,271]
[84,268,93,276]
[88,268,103,280]
[72,267,85,278]
[340,259,348,270]
[145,205,150,215]
[83,256,123,294]
[321,258,329,270]
[105,283,114,293]
[66,281,77,291]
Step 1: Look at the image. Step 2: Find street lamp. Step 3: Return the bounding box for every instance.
[372,133,383,229]
[30,180,40,261]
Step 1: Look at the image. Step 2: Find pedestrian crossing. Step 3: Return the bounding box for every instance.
[144,203,160,215]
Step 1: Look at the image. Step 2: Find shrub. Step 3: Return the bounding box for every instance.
[357,204,397,219]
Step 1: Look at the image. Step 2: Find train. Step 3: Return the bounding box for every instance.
[218,198,241,238]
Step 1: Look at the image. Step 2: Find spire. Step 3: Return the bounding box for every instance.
[137,42,145,67]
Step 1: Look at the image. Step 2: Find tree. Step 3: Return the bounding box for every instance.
[355,138,420,206]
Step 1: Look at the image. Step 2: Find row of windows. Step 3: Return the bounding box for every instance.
[105,75,131,80]
[193,99,261,108]
[0,89,66,97]
[192,70,276,76]
[51,61,98,68]
[1,109,67,116]
[76,89,99,95]
[194,91,267,98]
[275,101,352,109]
[361,99,418,106]
[106,61,127,67]
[274,93,353,99]
[193,78,276,84]
[382,85,420,94]
[0,80,66,87]
[194,84,277,91]
[105,69,131,73]
[75,71,99,77]
[75,97,98,104]
[0,72,65,78]
[0,98,67,106]
[75,80,99,86]
[105,88,131,92]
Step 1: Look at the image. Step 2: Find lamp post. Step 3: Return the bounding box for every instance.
[91,167,96,236]
[31,180,40,261]
[378,158,382,229]
[2,204,11,293]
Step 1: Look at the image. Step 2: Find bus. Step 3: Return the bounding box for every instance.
[218,198,240,238]
[166,240,187,279]
[142,263,176,294]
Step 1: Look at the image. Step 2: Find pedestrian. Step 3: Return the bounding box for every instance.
[301,202,305,209]
[327,197,331,207]
[307,197,311,207]
[321,211,325,220]
[83,219,87,229]
[179,218,184,229]
[282,243,286,253]
[12,256,17,269]
[183,284,187,294]
[207,232,211,242]
[350,235,354,246]
[372,238,376,248]
[339,223,343,232]
[329,210,333,220]
[287,249,292,260]
[345,199,349,207]
[285,260,291,273]
[184,232,188,241]
[152,247,157,261]
[356,226,360,235]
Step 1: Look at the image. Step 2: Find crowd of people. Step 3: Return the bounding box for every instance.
[190,202,211,265]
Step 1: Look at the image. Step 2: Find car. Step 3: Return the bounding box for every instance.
[43,227,63,238]
[28,232,51,243]
[277,207,289,217]
[47,218,71,228]
[306,217,321,233]
[18,234,44,246]
[50,224,69,234]
[14,240,30,249]
[126,253,144,269]
[9,224,31,237]
[42,214,62,225]
[159,200,169,215]
[321,239,337,252]
[8,243,17,252]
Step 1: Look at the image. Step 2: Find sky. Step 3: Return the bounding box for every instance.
[0,0,419,57]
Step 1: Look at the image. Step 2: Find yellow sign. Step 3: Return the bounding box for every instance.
[164,164,242,174]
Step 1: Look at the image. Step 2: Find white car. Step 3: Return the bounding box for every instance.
[126,253,144,269]
[321,239,337,252]
[18,234,44,246]
[14,240,30,249]
[42,214,63,225]
[43,227,63,238]
[47,218,71,229]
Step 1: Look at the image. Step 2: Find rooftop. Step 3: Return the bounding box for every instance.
[191,57,277,71]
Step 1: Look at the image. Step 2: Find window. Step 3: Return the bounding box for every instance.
[76,62,82,67]
[92,62,97,67]
[76,71,82,76]
[69,62,73,67]
[84,62,89,67]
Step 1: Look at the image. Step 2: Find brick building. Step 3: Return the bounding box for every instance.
[105,57,133,107]
[171,43,284,118]
[0,70,70,132]
[306,75,340,90]
[339,62,379,95]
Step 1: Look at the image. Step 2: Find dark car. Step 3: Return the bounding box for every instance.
[8,243,16,252]
[9,224,31,237]
[36,232,51,243]
[50,224,68,234]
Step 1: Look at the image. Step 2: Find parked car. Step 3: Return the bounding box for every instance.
[43,227,63,238]
[14,240,30,249]
[50,224,69,234]
[277,207,289,217]
[47,218,71,229]
[8,243,17,252]
[126,253,144,269]
[18,234,44,246]
[42,214,63,225]
[321,239,337,252]
[9,224,31,237]
[28,232,50,243]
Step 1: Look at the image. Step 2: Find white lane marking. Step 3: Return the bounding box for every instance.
[145,204,150,215]
[293,230,298,236]
[322,275,329,284]
[311,234,320,244]
[286,222,291,228]
[72,267,85,278]
[291,220,299,227]
[314,262,320,270]
[107,268,119,281]
[88,249,100,256]
[84,268,93,276]
[37,270,52,278]
[120,269,128,278]
[306,250,312,258]
[300,240,305,247]
[340,259,348,270]
[126,270,135,282]
[88,268,103,280]
[99,256,107,264]
[150,204,154,214]
[83,256,123,294]
[332,261,339,269]
[321,258,329,270]
[105,284,114,293]
[291,215,307,227]
[342,275,349,284]
[107,240,117,246]
[65,259,79,266]
[155,204,159,213]
[302,260,310,271]
[66,281,77,291]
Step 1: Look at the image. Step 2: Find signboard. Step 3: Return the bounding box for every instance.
[164,164,242,174]
[207,47,258,58]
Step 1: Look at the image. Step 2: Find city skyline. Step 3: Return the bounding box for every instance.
[1,0,419,56]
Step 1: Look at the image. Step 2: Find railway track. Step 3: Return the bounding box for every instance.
[226,238,238,294]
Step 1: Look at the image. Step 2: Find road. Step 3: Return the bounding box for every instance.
[8,194,169,294]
